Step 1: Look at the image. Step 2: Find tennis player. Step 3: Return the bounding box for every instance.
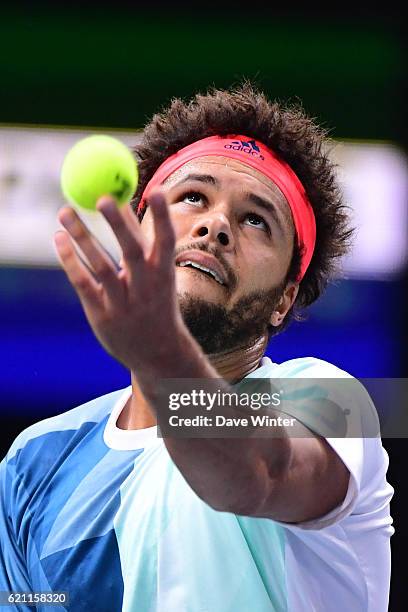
[0,84,393,611]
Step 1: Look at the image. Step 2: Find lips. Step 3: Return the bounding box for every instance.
[175,251,228,286]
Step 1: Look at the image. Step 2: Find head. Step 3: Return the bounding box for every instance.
[130,83,353,354]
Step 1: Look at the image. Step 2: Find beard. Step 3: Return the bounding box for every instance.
[178,283,284,354]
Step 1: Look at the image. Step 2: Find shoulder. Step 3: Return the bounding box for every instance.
[263,356,377,439]
[0,387,132,542]
[272,355,354,379]
[273,356,378,433]
[4,386,130,465]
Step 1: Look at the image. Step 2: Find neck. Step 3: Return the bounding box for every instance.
[116,334,269,431]
[206,335,268,383]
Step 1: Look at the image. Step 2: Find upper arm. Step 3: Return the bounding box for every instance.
[252,418,351,524]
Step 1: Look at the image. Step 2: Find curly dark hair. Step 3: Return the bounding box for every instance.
[130,82,354,336]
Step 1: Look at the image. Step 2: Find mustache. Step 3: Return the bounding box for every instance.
[174,241,237,291]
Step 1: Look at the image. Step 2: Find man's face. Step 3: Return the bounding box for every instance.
[141,156,297,353]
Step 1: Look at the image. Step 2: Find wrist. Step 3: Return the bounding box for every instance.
[129,317,200,378]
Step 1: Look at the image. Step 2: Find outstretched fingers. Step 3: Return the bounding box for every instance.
[57,206,124,304]
[148,191,176,272]
[54,230,104,313]
[96,197,146,273]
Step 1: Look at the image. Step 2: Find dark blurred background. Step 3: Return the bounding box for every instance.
[0,3,406,608]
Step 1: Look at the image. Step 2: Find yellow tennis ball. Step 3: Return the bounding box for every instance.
[61,135,138,210]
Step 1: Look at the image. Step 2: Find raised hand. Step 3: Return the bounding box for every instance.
[54,191,183,372]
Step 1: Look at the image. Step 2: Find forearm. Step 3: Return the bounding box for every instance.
[132,324,291,514]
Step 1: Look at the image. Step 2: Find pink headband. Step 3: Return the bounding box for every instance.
[138,135,316,281]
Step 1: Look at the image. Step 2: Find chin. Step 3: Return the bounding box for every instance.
[176,287,223,308]
[175,269,226,302]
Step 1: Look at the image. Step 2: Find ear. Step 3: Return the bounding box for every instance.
[269,283,299,327]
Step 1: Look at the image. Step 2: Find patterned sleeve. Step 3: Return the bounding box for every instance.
[0,456,32,595]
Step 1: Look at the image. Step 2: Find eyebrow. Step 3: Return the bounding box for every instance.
[170,172,286,236]
[170,173,220,188]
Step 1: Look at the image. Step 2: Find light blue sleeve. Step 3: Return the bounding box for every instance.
[0,456,32,594]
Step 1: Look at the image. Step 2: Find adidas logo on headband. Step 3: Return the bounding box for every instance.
[224,140,265,161]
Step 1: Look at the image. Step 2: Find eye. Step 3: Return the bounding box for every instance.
[244,212,270,233]
[181,191,205,206]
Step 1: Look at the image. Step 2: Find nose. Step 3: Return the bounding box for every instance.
[189,211,235,250]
